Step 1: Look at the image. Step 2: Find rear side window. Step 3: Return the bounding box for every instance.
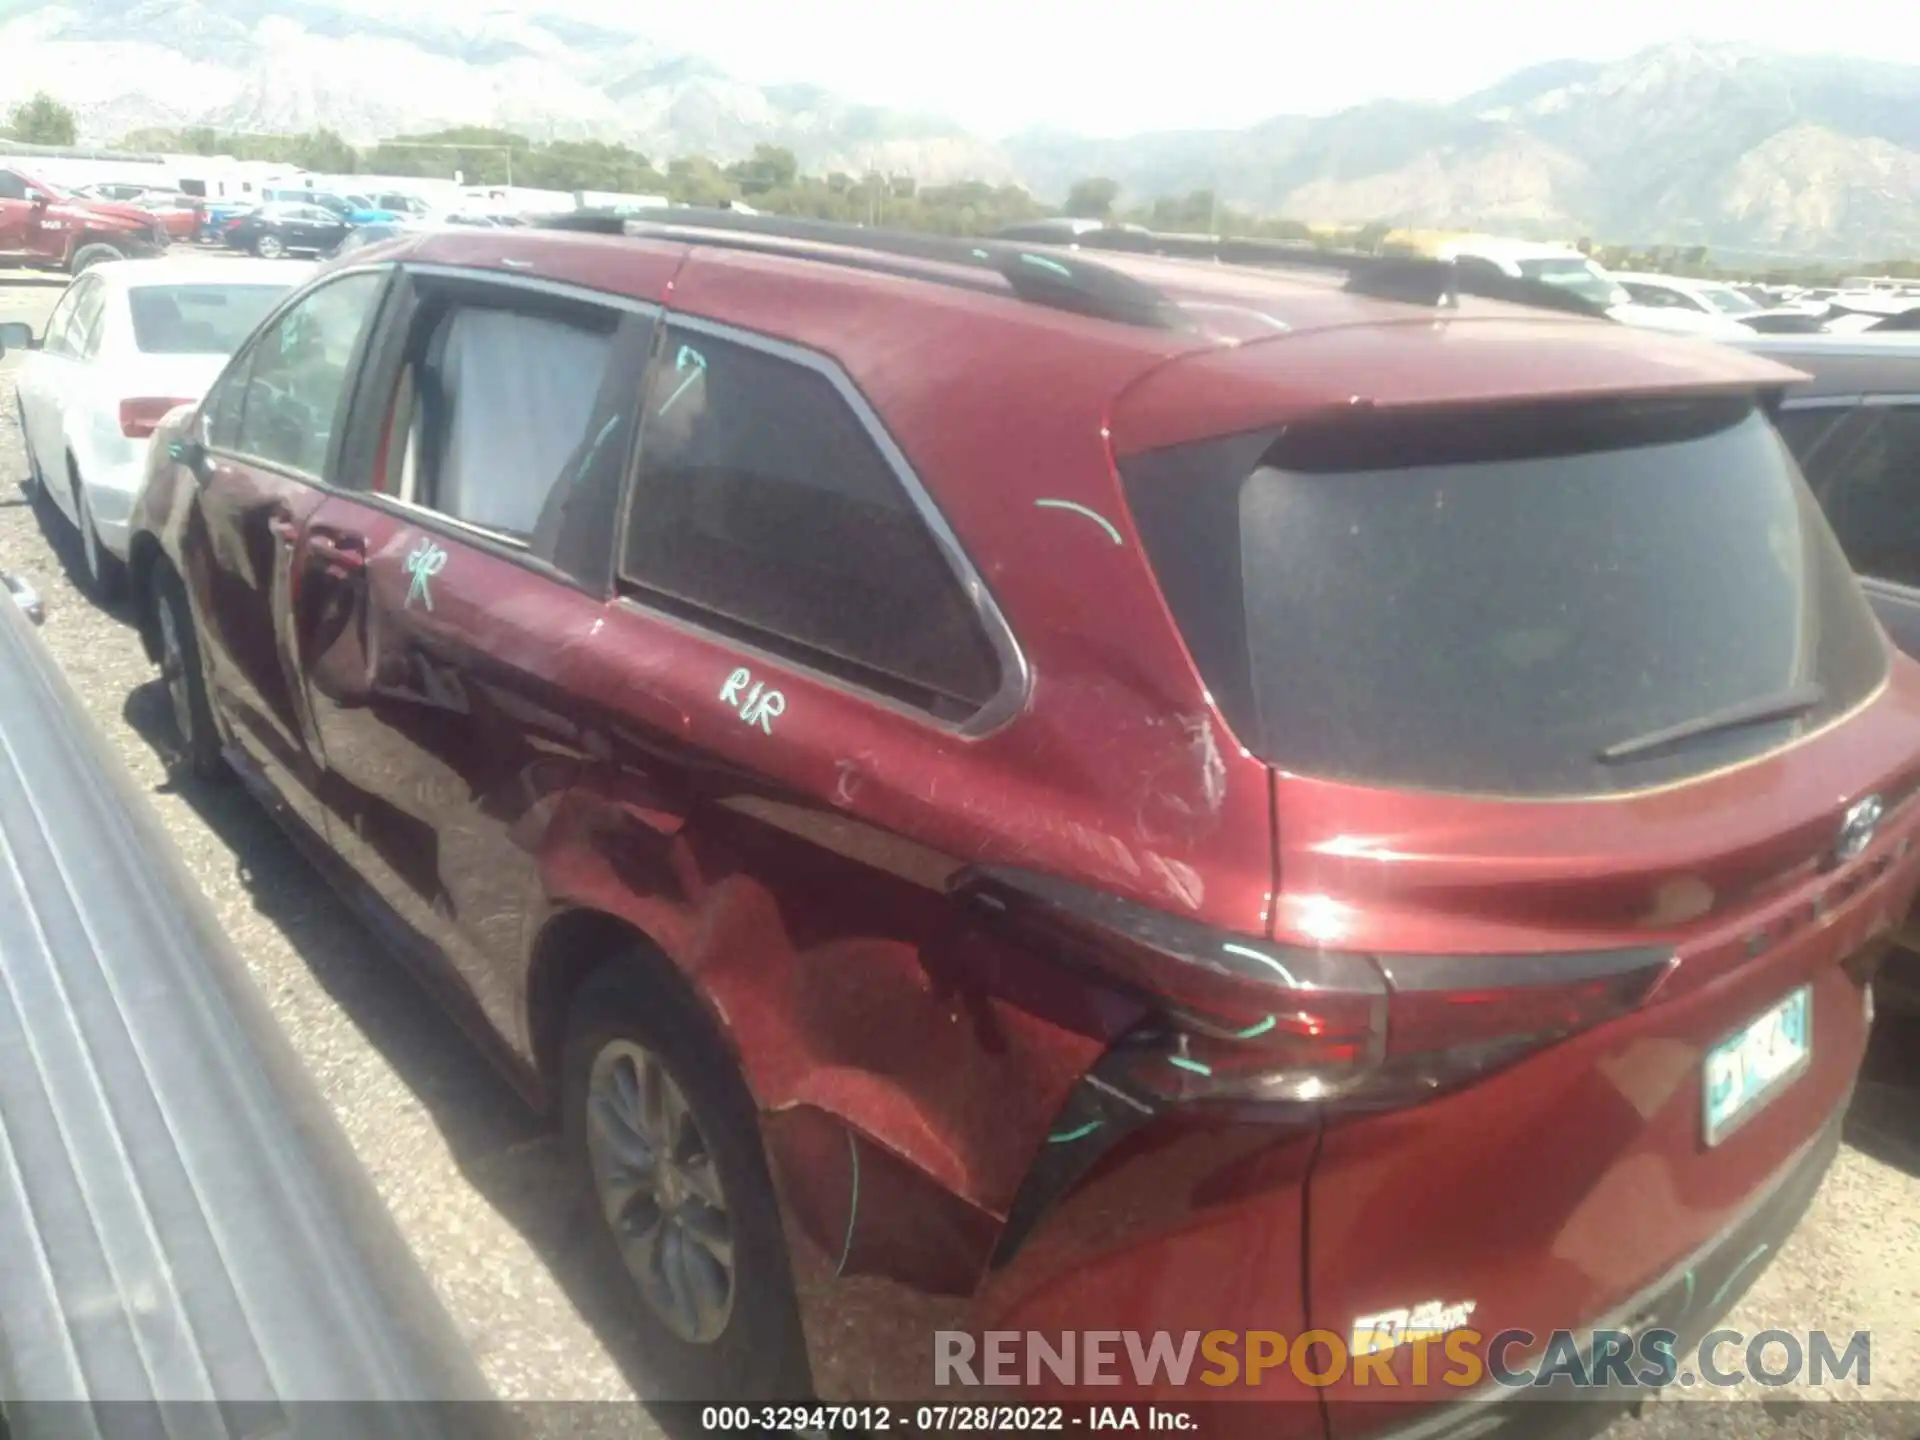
[619,326,1001,719]
[1122,396,1888,797]
[1809,403,1920,588]
[1774,404,1853,468]
[403,303,618,539]
[371,283,651,586]
[129,284,288,355]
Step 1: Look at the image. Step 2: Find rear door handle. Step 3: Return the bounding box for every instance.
[307,531,367,572]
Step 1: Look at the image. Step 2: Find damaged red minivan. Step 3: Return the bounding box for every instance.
[127,212,1920,1437]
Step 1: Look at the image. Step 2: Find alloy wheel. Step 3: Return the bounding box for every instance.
[585,1039,737,1344]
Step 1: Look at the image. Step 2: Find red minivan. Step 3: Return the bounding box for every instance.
[125,213,1920,1436]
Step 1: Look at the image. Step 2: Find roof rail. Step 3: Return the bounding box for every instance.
[997,224,1616,321]
[534,206,1197,332]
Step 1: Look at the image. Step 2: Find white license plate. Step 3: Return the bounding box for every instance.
[1703,986,1811,1147]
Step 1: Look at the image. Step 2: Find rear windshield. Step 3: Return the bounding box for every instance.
[130,284,288,355]
[1121,396,1888,797]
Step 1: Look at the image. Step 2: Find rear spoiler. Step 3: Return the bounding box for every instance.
[0,601,501,1435]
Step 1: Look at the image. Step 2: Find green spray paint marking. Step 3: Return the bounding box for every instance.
[404,537,447,611]
[1048,1120,1104,1144]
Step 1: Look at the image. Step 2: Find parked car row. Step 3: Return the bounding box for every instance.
[1419,235,1919,338]
[5,217,1920,1436]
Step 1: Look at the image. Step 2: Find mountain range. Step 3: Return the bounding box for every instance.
[4,1,1919,258]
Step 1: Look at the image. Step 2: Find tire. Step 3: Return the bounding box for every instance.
[70,470,127,604]
[253,233,286,259]
[562,961,810,1403]
[151,563,224,779]
[69,242,125,274]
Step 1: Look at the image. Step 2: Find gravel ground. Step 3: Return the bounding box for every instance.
[5,267,1920,1439]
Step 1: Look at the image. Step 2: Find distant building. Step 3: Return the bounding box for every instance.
[0,139,307,200]
[573,190,672,213]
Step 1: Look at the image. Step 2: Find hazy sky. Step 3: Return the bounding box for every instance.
[479,0,1920,137]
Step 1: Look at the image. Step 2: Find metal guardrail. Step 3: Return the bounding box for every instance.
[0,598,504,1437]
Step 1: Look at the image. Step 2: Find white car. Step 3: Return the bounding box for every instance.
[1429,237,1731,340]
[8,257,308,599]
[1433,236,1633,312]
[1608,272,1799,339]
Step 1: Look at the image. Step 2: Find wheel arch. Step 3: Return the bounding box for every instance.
[524,905,735,1113]
[55,444,88,528]
[69,234,129,271]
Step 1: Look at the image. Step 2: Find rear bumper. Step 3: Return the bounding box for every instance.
[1365,1090,1847,1440]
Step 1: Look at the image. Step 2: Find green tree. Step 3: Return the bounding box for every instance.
[1064,176,1119,219]
[727,144,799,196]
[665,156,739,208]
[6,92,78,146]
[1153,188,1218,230]
[296,128,359,175]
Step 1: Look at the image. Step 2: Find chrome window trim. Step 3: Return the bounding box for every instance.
[612,310,1033,742]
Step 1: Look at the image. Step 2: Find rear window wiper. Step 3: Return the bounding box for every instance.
[1596,681,1826,765]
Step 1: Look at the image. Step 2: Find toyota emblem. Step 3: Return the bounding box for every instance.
[1836,794,1885,865]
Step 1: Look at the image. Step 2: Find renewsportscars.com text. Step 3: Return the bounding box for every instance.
[934,1329,1872,1390]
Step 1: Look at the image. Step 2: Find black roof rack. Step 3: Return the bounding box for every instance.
[993,223,1616,321]
[537,206,1197,332]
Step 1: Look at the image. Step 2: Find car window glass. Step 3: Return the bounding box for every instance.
[1774,406,1853,479]
[66,280,109,361]
[1816,404,1920,587]
[38,280,86,356]
[0,171,26,201]
[391,298,629,556]
[619,326,1001,718]
[204,347,253,451]
[1123,397,1886,797]
[130,284,290,355]
[228,271,386,478]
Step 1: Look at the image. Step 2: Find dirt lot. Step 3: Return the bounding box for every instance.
[4,267,1920,1438]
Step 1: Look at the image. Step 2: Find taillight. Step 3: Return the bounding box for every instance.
[120,397,192,439]
[953,866,1674,1111]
